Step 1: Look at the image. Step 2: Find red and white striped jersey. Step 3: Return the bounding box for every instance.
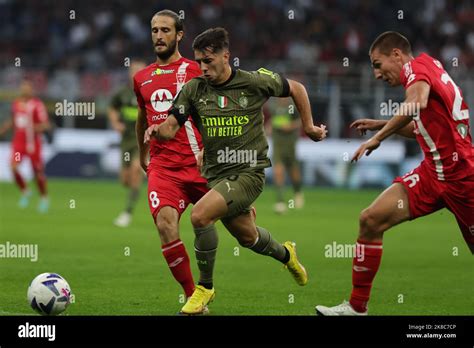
[11,97,48,154]
[133,57,203,168]
[400,53,474,181]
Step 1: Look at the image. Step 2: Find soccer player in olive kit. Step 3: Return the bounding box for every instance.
[134,10,219,313]
[109,59,146,227]
[145,27,327,314]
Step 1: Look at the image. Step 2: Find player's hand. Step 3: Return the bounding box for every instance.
[114,122,126,134]
[350,119,383,136]
[351,137,381,162]
[144,124,161,144]
[305,124,327,142]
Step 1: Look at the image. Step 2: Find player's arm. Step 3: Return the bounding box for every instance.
[0,118,13,137]
[351,119,416,138]
[144,82,195,143]
[107,106,125,133]
[33,104,51,133]
[34,119,51,133]
[135,106,149,172]
[144,114,181,142]
[288,79,327,141]
[352,81,430,162]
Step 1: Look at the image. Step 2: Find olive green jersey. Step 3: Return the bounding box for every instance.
[110,86,139,145]
[170,68,290,180]
[269,100,299,135]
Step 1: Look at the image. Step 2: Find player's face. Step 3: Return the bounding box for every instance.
[194,49,229,85]
[19,81,33,98]
[151,15,183,60]
[370,48,403,86]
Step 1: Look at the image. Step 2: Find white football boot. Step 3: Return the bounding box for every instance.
[316,300,368,316]
[274,202,287,214]
[114,211,131,227]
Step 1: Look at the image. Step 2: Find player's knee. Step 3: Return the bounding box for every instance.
[237,234,257,248]
[190,208,211,228]
[155,213,177,239]
[359,208,381,237]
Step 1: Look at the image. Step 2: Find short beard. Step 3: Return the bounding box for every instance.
[155,38,178,61]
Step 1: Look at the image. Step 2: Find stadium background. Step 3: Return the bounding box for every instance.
[0,0,473,315]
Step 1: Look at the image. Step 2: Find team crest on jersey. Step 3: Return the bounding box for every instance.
[218,96,228,108]
[238,95,248,108]
[151,68,174,76]
[457,124,468,139]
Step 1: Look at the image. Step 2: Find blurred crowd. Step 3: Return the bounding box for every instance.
[1,0,473,72]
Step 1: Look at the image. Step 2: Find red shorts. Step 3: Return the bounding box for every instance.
[11,143,43,171]
[146,164,208,220]
[394,164,474,253]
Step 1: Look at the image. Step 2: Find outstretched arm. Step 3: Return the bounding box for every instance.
[350,119,416,139]
[288,79,327,141]
[352,81,429,162]
[143,114,181,143]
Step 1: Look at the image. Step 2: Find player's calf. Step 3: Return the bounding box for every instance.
[154,207,195,298]
[193,224,218,290]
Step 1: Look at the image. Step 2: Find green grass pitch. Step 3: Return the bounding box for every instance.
[0,179,473,315]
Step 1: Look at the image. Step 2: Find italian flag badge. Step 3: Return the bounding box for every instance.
[217,96,228,108]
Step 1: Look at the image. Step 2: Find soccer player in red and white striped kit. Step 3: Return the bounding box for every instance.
[316,31,474,315]
[0,79,50,213]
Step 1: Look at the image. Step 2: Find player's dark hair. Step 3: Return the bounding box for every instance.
[369,31,412,56]
[153,9,184,33]
[192,27,229,53]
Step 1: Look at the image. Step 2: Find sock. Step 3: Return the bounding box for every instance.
[349,239,383,313]
[35,171,47,196]
[161,239,195,298]
[194,224,218,288]
[250,226,288,263]
[126,188,140,214]
[276,185,284,203]
[292,180,301,193]
[13,169,26,191]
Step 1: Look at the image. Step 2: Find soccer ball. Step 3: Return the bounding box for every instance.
[27,273,72,315]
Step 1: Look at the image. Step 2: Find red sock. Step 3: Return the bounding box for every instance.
[13,169,26,191]
[349,239,383,313]
[35,171,47,196]
[162,239,195,298]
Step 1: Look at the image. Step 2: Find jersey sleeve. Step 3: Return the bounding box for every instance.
[252,68,290,98]
[401,60,432,88]
[133,76,146,109]
[34,101,48,124]
[169,79,197,126]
